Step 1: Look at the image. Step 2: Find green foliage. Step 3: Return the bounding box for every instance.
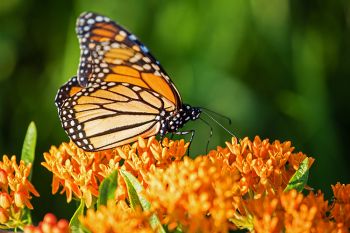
[21,207,33,227]
[284,158,310,192]
[20,121,37,181]
[120,170,166,233]
[120,170,146,210]
[20,122,37,226]
[97,169,118,208]
[70,200,86,233]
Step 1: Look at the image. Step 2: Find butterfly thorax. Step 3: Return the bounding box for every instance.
[159,104,201,137]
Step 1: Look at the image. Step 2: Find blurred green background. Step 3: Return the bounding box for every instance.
[0,0,349,223]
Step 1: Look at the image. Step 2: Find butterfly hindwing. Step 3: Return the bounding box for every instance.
[55,76,82,108]
[58,81,177,151]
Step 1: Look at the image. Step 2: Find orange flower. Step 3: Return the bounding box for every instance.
[42,141,109,207]
[113,137,189,201]
[240,192,284,233]
[239,189,340,233]
[0,207,9,224]
[24,213,70,233]
[0,155,39,227]
[222,136,314,198]
[0,192,11,209]
[281,190,332,233]
[145,155,240,233]
[330,183,350,229]
[42,135,350,233]
[42,137,188,207]
[80,200,153,233]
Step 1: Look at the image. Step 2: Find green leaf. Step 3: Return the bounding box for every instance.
[20,122,37,180]
[22,207,32,225]
[284,157,310,192]
[70,199,86,233]
[18,122,37,225]
[171,226,184,233]
[119,170,149,210]
[120,170,166,233]
[229,215,254,232]
[97,169,118,208]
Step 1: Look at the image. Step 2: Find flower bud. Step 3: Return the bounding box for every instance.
[0,192,11,209]
[43,213,57,224]
[14,191,26,208]
[57,219,69,230]
[0,207,9,224]
[0,169,8,186]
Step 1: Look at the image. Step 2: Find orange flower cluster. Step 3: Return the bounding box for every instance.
[0,155,39,227]
[43,136,350,233]
[145,155,241,233]
[237,188,349,233]
[214,136,314,198]
[24,213,69,233]
[80,200,153,233]
[42,137,188,207]
[330,183,350,230]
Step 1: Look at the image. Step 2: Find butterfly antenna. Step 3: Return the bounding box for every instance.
[199,118,213,153]
[199,107,232,125]
[201,110,235,137]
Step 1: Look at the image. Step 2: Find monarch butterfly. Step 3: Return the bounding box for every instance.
[55,12,206,151]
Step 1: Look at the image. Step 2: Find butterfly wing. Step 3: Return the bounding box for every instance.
[55,76,82,108]
[56,12,186,151]
[57,80,176,151]
[75,12,182,107]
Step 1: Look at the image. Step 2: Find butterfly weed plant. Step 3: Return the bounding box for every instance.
[0,122,348,233]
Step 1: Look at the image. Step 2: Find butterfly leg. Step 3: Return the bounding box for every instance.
[173,130,195,155]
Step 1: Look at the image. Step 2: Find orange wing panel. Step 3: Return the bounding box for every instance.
[95,23,118,32]
[92,122,160,151]
[105,74,149,88]
[91,29,115,39]
[91,89,128,101]
[69,86,83,96]
[105,48,135,60]
[141,73,176,104]
[108,85,139,99]
[77,96,113,105]
[112,66,140,78]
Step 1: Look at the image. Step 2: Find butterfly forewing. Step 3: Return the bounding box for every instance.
[75,12,182,106]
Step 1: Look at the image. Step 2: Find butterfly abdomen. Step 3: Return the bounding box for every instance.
[159,104,201,137]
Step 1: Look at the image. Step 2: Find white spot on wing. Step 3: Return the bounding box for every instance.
[128,34,137,41]
[96,16,103,22]
[132,86,141,91]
